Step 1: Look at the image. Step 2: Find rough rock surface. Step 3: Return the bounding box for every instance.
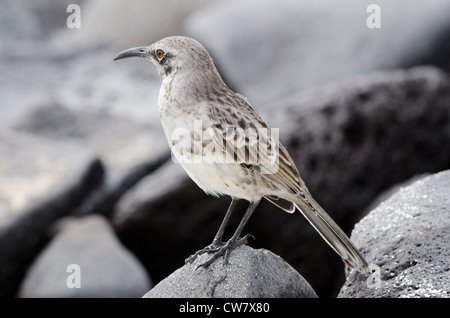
[18,215,151,298]
[339,170,450,298]
[265,66,450,226]
[144,245,317,298]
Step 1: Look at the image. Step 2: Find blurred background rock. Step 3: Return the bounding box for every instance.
[1,0,449,297]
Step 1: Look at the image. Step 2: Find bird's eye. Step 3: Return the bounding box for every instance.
[156,49,165,59]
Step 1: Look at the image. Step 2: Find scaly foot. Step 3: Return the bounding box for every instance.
[185,240,224,264]
[193,233,254,269]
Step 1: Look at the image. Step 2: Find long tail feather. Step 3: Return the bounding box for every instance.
[294,196,370,274]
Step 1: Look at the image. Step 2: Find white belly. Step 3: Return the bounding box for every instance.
[181,161,263,201]
[159,101,265,202]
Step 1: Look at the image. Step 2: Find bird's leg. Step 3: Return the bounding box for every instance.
[195,200,260,268]
[210,197,240,247]
[185,198,239,264]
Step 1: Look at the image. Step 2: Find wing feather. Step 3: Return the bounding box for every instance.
[206,94,370,274]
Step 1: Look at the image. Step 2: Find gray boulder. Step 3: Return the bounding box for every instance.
[0,131,102,297]
[144,245,317,298]
[339,170,450,298]
[19,215,152,298]
[264,66,450,226]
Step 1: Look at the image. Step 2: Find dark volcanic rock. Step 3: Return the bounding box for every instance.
[339,170,450,298]
[265,67,450,226]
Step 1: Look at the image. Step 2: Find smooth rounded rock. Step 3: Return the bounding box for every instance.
[19,215,152,298]
[144,245,317,298]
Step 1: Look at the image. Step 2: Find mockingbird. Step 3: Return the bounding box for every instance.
[114,36,370,274]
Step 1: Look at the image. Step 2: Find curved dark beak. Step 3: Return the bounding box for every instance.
[113,46,149,61]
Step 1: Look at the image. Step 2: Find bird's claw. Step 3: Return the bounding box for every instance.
[190,233,255,269]
[185,241,224,264]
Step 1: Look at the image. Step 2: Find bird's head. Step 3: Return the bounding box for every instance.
[113,36,218,81]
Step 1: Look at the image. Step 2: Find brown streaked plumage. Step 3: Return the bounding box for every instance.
[114,36,371,274]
